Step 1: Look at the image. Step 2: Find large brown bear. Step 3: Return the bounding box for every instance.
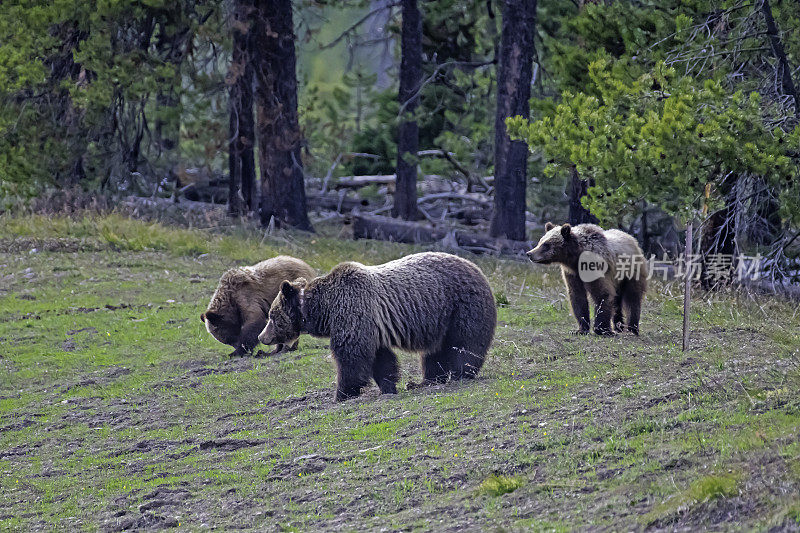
[258,252,497,401]
[527,223,647,336]
[201,256,315,357]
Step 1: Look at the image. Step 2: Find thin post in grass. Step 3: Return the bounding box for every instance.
[682,222,693,351]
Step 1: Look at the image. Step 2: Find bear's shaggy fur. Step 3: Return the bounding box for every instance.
[202,256,315,356]
[527,223,647,335]
[258,252,497,401]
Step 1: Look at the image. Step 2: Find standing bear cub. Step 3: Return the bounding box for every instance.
[202,256,315,357]
[527,223,647,336]
[258,252,497,401]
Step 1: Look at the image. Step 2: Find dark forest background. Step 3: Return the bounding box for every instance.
[1,0,799,282]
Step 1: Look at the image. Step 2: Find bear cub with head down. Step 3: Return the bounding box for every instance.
[202,256,315,357]
[527,223,646,336]
[258,252,497,401]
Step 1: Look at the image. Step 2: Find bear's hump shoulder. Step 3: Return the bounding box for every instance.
[603,229,643,257]
[218,267,254,289]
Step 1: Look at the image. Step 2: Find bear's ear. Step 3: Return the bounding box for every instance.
[545,222,555,232]
[204,311,223,324]
[560,224,572,239]
[200,312,206,324]
[280,280,298,299]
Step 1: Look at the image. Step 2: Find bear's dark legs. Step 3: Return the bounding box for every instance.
[564,272,591,334]
[235,319,267,355]
[622,278,645,335]
[449,345,484,380]
[440,303,491,380]
[613,281,626,332]
[331,335,374,402]
[373,347,399,394]
[335,383,362,402]
[593,294,615,336]
[421,351,450,383]
[587,280,616,336]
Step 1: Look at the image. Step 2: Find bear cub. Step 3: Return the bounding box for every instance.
[527,223,647,336]
[258,252,497,401]
[202,256,315,357]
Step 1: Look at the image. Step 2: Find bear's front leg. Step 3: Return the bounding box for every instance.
[229,346,249,358]
[331,334,375,402]
[373,347,399,395]
[592,294,616,336]
[564,272,591,334]
[255,344,284,357]
[613,293,625,332]
[235,318,267,357]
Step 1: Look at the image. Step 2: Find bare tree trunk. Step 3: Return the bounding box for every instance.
[240,68,256,212]
[228,0,256,216]
[761,0,800,117]
[253,0,312,230]
[490,0,537,240]
[392,0,421,221]
[568,167,598,225]
[154,11,189,199]
[700,205,736,289]
[228,97,242,216]
[640,200,651,256]
[700,178,736,289]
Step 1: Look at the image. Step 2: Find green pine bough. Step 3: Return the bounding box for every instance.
[506,59,800,225]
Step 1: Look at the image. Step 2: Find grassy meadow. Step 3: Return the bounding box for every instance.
[1,214,800,531]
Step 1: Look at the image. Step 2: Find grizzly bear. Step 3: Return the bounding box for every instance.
[258,252,497,401]
[527,223,647,336]
[201,256,316,357]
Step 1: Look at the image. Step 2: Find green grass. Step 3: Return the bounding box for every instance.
[644,472,742,524]
[1,213,800,531]
[477,474,524,496]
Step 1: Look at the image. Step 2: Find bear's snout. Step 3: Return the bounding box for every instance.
[526,248,542,262]
[258,321,275,345]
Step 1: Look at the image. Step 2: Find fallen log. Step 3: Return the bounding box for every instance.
[306,191,370,213]
[352,214,436,244]
[418,191,491,207]
[122,195,227,213]
[351,214,531,256]
[452,206,492,226]
[334,175,397,189]
[332,174,471,193]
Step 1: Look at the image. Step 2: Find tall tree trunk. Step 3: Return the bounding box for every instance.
[490,0,537,241]
[228,0,257,216]
[640,200,651,257]
[240,70,256,212]
[155,90,179,194]
[700,178,736,289]
[568,167,598,225]
[253,0,312,230]
[392,0,421,221]
[761,0,800,117]
[228,96,242,217]
[154,12,188,198]
[699,205,736,289]
[565,0,599,225]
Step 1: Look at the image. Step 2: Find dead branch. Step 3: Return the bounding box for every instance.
[320,2,400,50]
[418,192,491,206]
[334,175,397,189]
[351,214,531,256]
[307,191,370,213]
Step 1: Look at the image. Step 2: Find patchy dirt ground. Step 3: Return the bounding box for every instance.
[1,214,800,531]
